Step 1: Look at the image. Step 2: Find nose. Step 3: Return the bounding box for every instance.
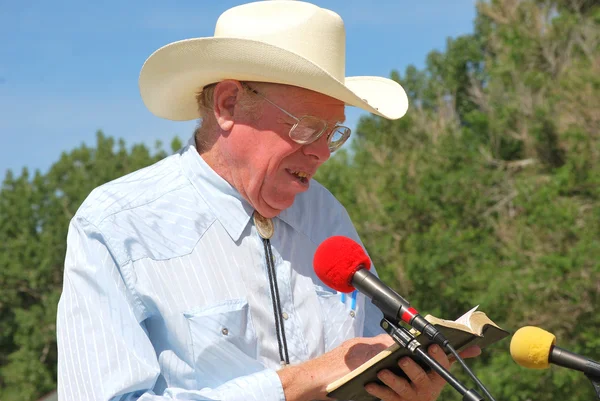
[302,133,331,161]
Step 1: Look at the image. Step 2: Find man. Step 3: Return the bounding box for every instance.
[57,2,479,401]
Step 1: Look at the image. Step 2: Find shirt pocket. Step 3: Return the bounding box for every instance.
[314,285,362,351]
[184,298,264,388]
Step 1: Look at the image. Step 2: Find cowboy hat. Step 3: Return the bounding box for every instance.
[139,0,409,121]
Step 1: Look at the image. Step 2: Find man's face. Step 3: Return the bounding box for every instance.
[222,84,346,218]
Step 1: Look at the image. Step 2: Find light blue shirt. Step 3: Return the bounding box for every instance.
[57,137,384,401]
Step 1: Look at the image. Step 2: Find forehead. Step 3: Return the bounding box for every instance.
[257,83,346,123]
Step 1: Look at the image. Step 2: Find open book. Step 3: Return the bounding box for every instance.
[326,306,510,401]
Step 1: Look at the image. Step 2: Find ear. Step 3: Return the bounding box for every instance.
[212,80,244,131]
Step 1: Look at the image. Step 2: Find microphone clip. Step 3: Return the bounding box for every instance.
[586,374,600,399]
[381,318,422,354]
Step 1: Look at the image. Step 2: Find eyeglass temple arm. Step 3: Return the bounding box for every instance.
[243,84,300,123]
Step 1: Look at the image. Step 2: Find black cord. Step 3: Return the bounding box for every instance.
[265,238,290,364]
[262,237,290,365]
[446,343,497,401]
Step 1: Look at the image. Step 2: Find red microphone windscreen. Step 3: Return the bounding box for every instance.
[313,236,371,293]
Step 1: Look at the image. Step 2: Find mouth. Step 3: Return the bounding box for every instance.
[286,169,311,186]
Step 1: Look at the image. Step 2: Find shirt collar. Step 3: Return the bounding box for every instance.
[180,136,255,242]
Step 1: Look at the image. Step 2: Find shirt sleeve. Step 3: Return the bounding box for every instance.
[57,217,285,401]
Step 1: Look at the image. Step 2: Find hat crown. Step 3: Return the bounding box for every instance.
[214,1,346,81]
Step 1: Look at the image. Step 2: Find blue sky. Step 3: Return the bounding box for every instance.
[0,0,477,178]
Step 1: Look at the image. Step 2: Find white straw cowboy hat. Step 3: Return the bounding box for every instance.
[139,0,409,121]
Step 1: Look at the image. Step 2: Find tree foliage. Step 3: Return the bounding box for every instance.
[0,132,181,400]
[317,0,600,400]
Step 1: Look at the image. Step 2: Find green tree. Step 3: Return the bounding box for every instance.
[317,0,599,400]
[0,132,181,401]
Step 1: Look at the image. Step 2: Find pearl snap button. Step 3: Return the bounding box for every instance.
[282,312,289,320]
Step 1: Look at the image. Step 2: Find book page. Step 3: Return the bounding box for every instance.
[454,305,479,331]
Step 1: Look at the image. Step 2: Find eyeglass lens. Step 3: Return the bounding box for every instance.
[289,117,349,151]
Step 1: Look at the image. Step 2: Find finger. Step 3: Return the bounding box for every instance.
[460,345,482,359]
[448,345,482,364]
[374,368,417,400]
[398,356,431,390]
[425,345,451,391]
[364,381,402,401]
[428,344,450,370]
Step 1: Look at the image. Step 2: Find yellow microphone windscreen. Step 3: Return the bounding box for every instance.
[510,326,556,369]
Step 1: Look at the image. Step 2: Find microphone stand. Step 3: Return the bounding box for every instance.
[380,317,484,401]
[585,374,600,399]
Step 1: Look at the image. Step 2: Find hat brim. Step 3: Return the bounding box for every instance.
[139,37,409,121]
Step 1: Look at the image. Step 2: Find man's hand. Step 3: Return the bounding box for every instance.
[277,335,481,401]
[364,344,482,401]
[278,333,395,401]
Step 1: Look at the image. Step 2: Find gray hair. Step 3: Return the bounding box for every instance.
[193,82,266,153]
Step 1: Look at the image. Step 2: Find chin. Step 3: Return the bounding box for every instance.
[263,196,296,216]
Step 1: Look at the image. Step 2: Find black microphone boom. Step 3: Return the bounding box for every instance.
[551,346,600,379]
[352,268,449,347]
[352,269,408,320]
[548,343,600,398]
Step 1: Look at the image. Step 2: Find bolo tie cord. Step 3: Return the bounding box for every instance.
[262,237,290,366]
[255,212,290,366]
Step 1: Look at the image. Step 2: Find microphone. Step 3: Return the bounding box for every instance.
[510,326,600,378]
[313,235,448,347]
[314,236,499,401]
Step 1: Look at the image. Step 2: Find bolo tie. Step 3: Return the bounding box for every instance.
[253,211,290,367]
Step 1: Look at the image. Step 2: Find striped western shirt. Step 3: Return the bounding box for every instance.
[57,137,384,400]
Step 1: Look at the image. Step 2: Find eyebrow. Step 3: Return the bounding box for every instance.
[248,83,347,126]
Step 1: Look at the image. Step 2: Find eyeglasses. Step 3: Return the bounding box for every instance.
[243,83,351,152]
